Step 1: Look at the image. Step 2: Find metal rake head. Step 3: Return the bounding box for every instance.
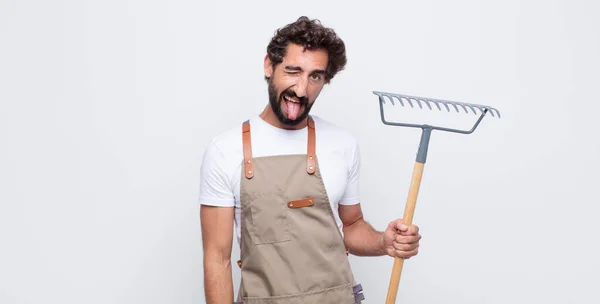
[373,91,501,134]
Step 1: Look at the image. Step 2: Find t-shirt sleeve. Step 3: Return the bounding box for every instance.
[339,138,361,205]
[198,141,235,207]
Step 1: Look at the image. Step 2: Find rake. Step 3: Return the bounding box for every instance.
[371,90,501,304]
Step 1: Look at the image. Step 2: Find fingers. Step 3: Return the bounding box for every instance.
[397,224,419,236]
[406,224,419,236]
[392,240,419,252]
[394,233,421,244]
[393,246,419,259]
[390,219,419,235]
[390,221,421,259]
[392,219,408,232]
[386,219,422,259]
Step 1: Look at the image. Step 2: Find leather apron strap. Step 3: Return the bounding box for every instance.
[243,116,317,179]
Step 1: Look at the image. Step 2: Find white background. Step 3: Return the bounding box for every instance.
[1,0,599,303]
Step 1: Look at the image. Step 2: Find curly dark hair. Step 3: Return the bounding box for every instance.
[266,16,347,82]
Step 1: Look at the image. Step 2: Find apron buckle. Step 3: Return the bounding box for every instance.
[353,283,365,302]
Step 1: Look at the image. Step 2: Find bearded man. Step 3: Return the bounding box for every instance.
[199,16,422,304]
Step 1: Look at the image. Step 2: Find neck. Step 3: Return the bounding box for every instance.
[259,105,307,130]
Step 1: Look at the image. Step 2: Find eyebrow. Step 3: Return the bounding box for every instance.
[285,65,326,75]
[284,65,302,71]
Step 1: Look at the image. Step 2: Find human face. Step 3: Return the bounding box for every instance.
[264,43,328,127]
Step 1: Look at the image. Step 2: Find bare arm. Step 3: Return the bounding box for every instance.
[339,203,421,258]
[201,205,235,303]
[339,203,386,256]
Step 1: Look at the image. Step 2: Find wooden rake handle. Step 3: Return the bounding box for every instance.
[385,127,431,304]
[385,161,425,303]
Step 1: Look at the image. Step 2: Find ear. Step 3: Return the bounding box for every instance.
[264,54,273,78]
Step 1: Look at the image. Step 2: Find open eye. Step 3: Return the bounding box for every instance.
[310,73,323,81]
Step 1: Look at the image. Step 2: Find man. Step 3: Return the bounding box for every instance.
[199,16,421,303]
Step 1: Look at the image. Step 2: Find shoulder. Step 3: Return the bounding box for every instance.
[198,119,249,204]
[311,115,359,152]
[199,120,246,185]
[204,121,244,160]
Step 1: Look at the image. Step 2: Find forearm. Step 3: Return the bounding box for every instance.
[203,254,234,303]
[342,218,386,256]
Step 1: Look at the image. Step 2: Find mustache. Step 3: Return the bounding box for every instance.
[281,89,308,105]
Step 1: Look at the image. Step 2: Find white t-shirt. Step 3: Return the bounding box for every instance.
[198,114,361,245]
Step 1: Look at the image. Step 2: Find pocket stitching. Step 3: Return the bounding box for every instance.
[248,189,291,245]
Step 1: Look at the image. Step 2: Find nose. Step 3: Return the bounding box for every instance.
[293,76,308,99]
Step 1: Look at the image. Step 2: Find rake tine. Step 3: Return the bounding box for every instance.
[486,107,500,118]
[422,99,433,110]
[381,94,392,105]
[430,99,442,111]
[379,94,387,105]
[397,96,405,107]
[399,96,408,107]
[466,105,478,114]
[485,107,492,116]
[389,94,400,106]
[437,100,450,112]
[475,106,486,115]
[386,94,395,106]
[414,98,423,109]
[450,103,460,113]
[469,105,479,114]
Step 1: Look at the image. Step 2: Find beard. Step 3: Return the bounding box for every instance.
[267,78,313,126]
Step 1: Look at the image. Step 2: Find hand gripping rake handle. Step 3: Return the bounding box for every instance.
[372,91,501,304]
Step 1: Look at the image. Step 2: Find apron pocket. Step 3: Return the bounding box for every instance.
[248,191,290,244]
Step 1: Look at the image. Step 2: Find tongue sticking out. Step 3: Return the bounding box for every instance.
[286,100,301,120]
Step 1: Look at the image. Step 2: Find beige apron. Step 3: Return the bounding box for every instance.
[233,116,365,304]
